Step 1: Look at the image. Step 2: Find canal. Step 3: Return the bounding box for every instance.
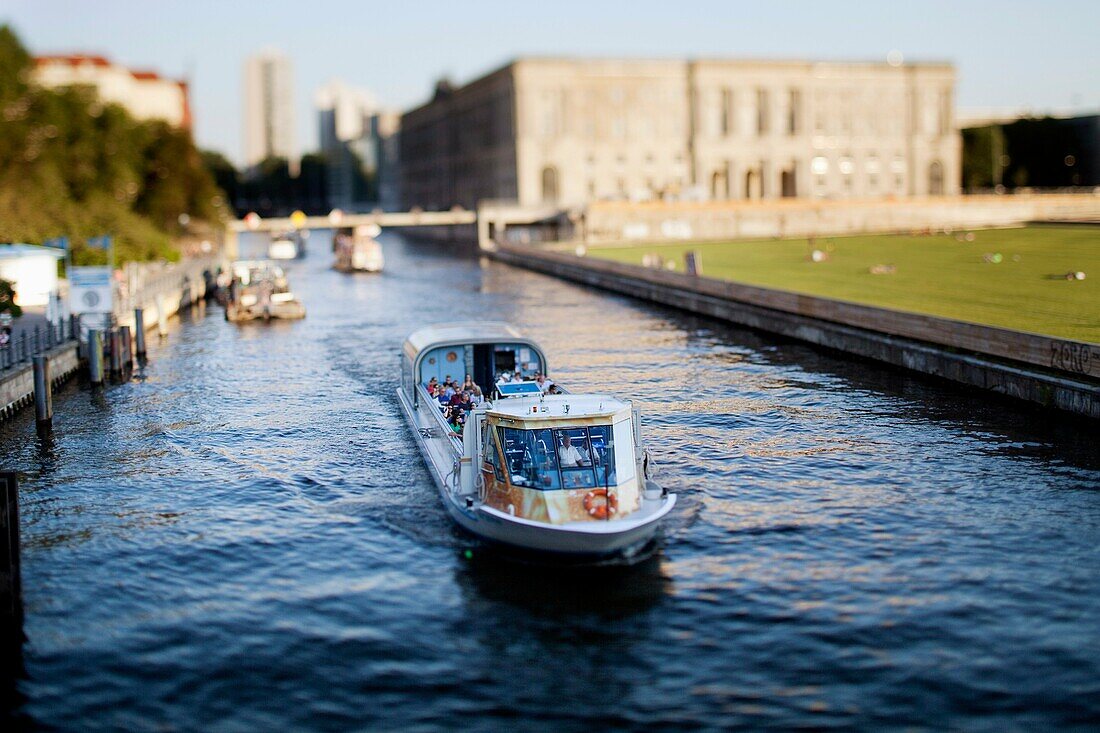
[2,231,1098,729]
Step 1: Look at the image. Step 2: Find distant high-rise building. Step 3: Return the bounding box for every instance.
[243,50,296,175]
[33,54,192,129]
[314,80,401,210]
[315,79,376,151]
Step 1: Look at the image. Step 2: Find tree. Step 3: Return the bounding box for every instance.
[0,277,22,318]
[0,24,229,265]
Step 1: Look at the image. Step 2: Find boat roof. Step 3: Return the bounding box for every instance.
[404,322,528,357]
[488,393,632,421]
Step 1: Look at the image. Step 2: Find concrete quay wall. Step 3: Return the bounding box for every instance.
[490,244,1100,419]
[0,342,80,420]
[0,255,220,424]
[579,194,1100,242]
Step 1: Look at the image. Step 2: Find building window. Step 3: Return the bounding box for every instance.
[787,89,801,135]
[928,160,944,195]
[541,166,559,203]
[781,166,797,197]
[866,156,880,192]
[811,156,829,176]
[721,88,733,136]
[756,89,769,135]
[710,169,729,200]
[838,157,854,175]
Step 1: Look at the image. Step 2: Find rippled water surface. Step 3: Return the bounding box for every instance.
[2,232,1098,730]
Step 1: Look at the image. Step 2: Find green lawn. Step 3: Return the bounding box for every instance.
[586,225,1100,343]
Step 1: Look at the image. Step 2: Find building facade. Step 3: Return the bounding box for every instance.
[399,58,960,210]
[33,55,191,129]
[243,51,296,174]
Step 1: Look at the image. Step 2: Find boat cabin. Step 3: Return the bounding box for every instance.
[476,394,643,524]
[401,322,548,405]
[401,324,646,526]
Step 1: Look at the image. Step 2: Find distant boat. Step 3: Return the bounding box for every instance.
[268,230,304,260]
[397,322,676,561]
[334,224,384,273]
[225,260,306,322]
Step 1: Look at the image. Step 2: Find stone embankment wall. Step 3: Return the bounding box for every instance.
[0,255,222,422]
[0,342,80,419]
[578,194,1100,243]
[489,243,1100,419]
[115,255,220,331]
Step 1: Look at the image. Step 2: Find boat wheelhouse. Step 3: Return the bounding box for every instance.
[396,322,675,559]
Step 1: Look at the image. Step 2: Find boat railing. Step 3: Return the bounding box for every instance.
[417,384,465,450]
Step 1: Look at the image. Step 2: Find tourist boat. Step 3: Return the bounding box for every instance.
[224,260,306,322]
[334,224,384,273]
[267,230,304,260]
[396,323,676,560]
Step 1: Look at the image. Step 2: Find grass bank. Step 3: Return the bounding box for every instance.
[585,225,1099,343]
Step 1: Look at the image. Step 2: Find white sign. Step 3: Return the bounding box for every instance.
[69,266,113,315]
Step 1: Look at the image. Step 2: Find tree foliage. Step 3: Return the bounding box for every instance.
[0,25,227,264]
[0,277,22,318]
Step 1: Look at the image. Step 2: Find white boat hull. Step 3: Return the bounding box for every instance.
[397,387,675,559]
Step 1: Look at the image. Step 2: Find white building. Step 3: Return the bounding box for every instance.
[0,244,65,308]
[243,50,296,174]
[33,54,191,129]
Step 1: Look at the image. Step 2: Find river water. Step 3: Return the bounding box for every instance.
[2,231,1098,730]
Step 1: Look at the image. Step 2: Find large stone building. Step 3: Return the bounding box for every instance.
[399,58,960,210]
[33,54,192,129]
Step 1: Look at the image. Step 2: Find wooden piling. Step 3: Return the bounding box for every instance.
[32,356,52,434]
[0,472,23,647]
[156,294,168,338]
[134,308,147,359]
[108,328,123,381]
[87,329,104,386]
[119,326,133,372]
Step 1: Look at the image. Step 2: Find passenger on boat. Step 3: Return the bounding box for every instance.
[426,376,439,391]
[547,384,563,395]
[462,374,482,397]
[535,373,554,393]
[558,434,591,467]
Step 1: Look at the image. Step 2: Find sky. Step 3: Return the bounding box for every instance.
[4,0,1098,165]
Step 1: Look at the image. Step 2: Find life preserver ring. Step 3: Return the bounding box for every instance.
[583,489,618,520]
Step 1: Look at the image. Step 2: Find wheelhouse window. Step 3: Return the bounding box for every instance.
[499,427,560,489]
[497,425,617,490]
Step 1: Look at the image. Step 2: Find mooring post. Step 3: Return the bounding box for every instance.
[32,356,52,434]
[87,329,104,386]
[108,328,123,381]
[70,313,82,359]
[0,472,23,650]
[119,325,133,373]
[134,308,147,359]
[156,294,168,338]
